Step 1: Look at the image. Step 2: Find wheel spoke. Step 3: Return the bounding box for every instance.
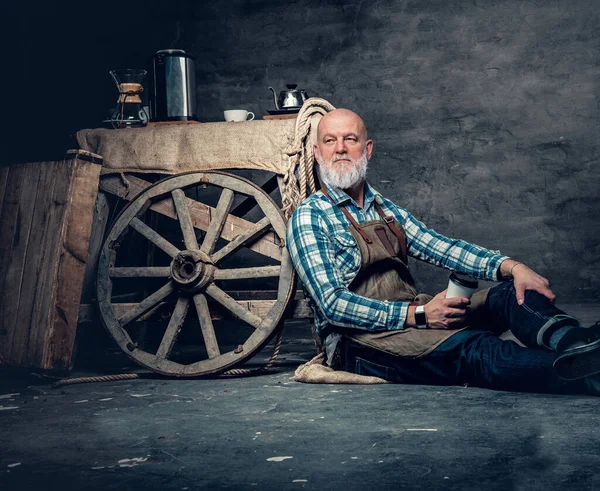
[200,188,235,255]
[172,189,199,250]
[130,217,180,258]
[192,293,221,359]
[109,266,171,278]
[214,265,280,281]
[211,216,272,264]
[118,281,175,326]
[205,284,263,330]
[155,296,189,360]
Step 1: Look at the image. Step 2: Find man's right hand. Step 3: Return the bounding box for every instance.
[423,290,470,329]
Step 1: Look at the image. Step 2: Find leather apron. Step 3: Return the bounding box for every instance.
[323,188,489,359]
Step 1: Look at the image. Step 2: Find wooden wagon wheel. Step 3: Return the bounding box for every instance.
[96,171,295,376]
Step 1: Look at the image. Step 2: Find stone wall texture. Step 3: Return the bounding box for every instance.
[8,0,600,300]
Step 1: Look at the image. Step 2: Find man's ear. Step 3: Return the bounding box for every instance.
[365,139,374,160]
[313,144,322,164]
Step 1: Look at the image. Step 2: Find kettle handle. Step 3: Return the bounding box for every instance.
[268,86,279,110]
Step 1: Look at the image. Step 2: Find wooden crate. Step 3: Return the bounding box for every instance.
[0,152,102,370]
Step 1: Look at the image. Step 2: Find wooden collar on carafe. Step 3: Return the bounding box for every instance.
[117,83,143,103]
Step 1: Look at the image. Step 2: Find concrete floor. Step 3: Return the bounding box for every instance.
[1,304,600,491]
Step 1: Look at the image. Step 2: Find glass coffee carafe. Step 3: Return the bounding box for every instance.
[108,69,149,129]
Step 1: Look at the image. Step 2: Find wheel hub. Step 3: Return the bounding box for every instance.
[170,250,214,292]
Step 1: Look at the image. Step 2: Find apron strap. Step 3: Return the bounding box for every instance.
[373,200,408,263]
[373,228,398,258]
[321,186,373,244]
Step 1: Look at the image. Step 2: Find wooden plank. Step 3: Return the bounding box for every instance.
[41,158,102,369]
[78,297,314,323]
[80,192,110,302]
[0,165,20,360]
[13,163,59,366]
[0,163,41,366]
[109,266,171,278]
[147,120,200,126]
[99,174,282,260]
[263,113,298,120]
[24,161,68,367]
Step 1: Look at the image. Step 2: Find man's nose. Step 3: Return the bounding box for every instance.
[334,138,347,153]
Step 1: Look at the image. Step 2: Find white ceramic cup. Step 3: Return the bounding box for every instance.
[224,109,255,122]
[446,272,479,299]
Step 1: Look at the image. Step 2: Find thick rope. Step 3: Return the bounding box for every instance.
[281,97,336,219]
[51,373,142,388]
[51,329,285,388]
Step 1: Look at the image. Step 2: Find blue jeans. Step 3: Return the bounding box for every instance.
[343,281,591,395]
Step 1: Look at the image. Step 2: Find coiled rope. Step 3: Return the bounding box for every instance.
[281,97,336,219]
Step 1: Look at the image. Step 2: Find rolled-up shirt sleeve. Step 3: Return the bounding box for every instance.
[286,205,409,332]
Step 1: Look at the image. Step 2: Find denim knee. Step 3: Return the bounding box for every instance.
[489,280,514,296]
[488,280,550,308]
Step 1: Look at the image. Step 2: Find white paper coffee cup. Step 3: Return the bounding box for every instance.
[446,272,479,299]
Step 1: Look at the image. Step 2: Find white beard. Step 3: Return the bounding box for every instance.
[317,149,369,190]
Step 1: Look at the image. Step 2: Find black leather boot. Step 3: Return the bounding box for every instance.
[554,322,600,380]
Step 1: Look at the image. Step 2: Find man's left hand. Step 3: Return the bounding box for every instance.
[508,262,556,305]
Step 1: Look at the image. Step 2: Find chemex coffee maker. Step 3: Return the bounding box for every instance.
[151,49,197,122]
[108,69,149,128]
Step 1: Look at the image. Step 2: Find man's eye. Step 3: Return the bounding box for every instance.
[345,137,357,142]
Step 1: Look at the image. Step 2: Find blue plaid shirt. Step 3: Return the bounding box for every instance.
[286,182,508,338]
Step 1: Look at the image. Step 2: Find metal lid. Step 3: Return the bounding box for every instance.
[449,272,479,289]
[155,49,195,60]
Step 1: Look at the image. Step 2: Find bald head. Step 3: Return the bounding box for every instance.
[314,108,373,164]
[317,108,368,142]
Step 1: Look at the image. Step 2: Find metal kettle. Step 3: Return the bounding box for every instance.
[268,84,308,110]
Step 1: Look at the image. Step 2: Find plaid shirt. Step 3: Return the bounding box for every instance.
[286,182,508,338]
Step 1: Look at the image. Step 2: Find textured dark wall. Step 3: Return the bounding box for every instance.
[188,0,600,300]
[8,0,600,300]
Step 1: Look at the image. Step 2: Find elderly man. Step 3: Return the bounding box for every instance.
[286,108,600,394]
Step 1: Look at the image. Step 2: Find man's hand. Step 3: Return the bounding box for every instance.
[423,290,470,330]
[500,259,556,305]
[512,263,555,305]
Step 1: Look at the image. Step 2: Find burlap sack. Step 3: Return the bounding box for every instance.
[294,353,388,384]
[76,120,296,176]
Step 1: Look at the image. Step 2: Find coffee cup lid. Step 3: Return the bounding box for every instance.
[449,272,478,289]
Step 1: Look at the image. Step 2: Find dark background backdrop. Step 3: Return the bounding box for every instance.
[5,0,600,301]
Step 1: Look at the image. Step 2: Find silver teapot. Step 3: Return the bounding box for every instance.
[268,84,308,110]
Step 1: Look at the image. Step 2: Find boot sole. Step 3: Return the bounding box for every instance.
[553,339,600,380]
